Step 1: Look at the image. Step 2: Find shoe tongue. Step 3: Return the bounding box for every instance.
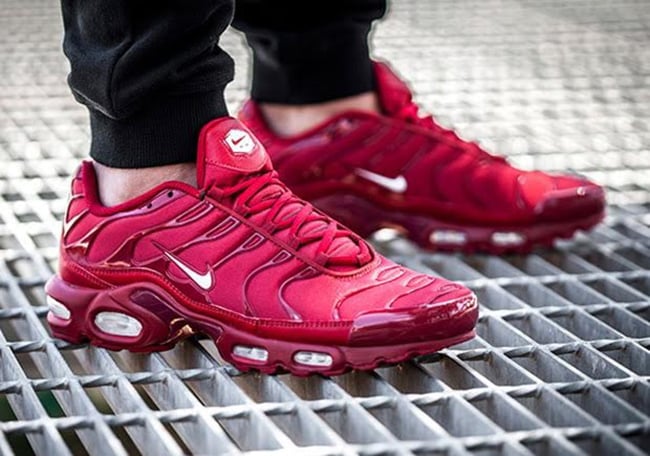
[373,61,415,116]
[197,117,272,188]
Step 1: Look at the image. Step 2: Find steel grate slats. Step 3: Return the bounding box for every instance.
[1,0,650,454]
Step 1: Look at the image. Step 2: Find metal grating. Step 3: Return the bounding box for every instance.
[1,0,649,454]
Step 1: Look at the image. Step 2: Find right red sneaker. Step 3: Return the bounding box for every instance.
[45,118,477,376]
[239,62,606,254]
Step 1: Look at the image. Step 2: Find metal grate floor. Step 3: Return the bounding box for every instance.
[1,0,649,454]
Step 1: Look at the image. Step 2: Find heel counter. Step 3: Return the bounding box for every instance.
[59,163,108,288]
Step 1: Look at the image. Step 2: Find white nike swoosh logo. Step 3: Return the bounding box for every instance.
[163,251,213,291]
[355,168,408,193]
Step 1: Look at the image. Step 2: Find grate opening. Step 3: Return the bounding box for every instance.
[7,431,36,456]
[623,431,650,454]
[279,375,339,401]
[559,385,645,425]
[58,347,103,376]
[462,256,523,279]
[501,282,569,308]
[613,246,650,269]
[581,278,646,303]
[36,390,66,418]
[421,255,483,281]
[419,356,487,390]
[599,343,650,376]
[544,280,606,306]
[457,352,535,386]
[376,363,446,394]
[504,254,563,276]
[554,346,628,379]
[0,315,38,341]
[581,249,636,272]
[157,341,214,370]
[108,425,141,456]
[58,428,90,456]
[266,408,335,447]
[334,371,398,398]
[506,349,582,383]
[545,309,622,340]
[30,231,57,248]
[184,373,248,407]
[589,307,650,338]
[568,434,633,456]
[315,405,389,444]
[160,421,192,455]
[538,251,596,274]
[83,386,119,415]
[469,284,524,310]
[213,412,286,451]
[503,313,575,344]
[232,372,293,403]
[520,436,574,456]
[476,315,532,347]
[368,401,449,440]
[5,255,40,280]
[509,390,594,428]
[417,396,497,437]
[14,351,47,379]
[619,275,650,297]
[610,221,650,242]
[607,381,650,416]
[19,282,47,308]
[467,393,542,432]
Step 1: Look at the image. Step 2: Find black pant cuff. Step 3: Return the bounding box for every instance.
[89,91,228,168]
[249,25,375,105]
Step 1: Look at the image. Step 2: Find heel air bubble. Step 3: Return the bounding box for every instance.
[491,231,525,246]
[94,311,143,337]
[233,345,268,362]
[293,351,333,367]
[47,295,71,320]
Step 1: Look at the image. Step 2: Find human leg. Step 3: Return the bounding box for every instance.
[233,0,385,136]
[61,0,234,204]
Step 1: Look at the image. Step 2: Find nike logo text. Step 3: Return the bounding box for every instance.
[163,251,214,291]
[355,168,408,193]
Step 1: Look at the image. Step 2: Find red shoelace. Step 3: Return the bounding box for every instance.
[217,171,372,268]
[395,100,507,164]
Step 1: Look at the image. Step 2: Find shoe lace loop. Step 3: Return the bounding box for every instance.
[395,99,507,164]
[219,171,372,268]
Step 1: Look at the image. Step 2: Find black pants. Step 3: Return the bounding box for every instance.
[61,0,386,168]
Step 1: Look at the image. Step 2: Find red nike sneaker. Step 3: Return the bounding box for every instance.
[45,118,477,376]
[239,62,606,253]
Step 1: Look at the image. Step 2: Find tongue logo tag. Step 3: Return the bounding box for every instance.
[225,129,256,154]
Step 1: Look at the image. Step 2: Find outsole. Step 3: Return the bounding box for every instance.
[311,194,605,254]
[45,276,478,377]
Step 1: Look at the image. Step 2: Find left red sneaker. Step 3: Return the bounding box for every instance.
[239,62,605,253]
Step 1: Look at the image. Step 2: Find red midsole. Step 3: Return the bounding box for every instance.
[45,275,475,373]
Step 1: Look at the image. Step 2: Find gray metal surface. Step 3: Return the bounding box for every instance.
[1,0,649,454]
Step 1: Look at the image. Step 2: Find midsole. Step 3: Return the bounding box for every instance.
[45,275,475,349]
[45,275,476,373]
[311,193,604,246]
